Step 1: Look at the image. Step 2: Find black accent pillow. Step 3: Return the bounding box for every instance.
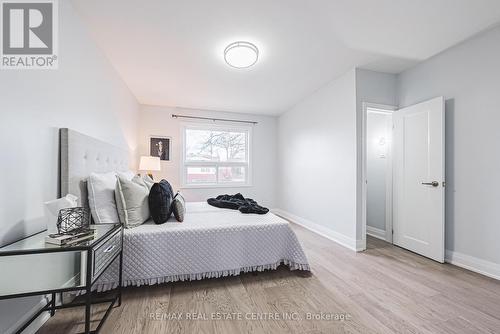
[148,180,174,224]
[171,192,185,222]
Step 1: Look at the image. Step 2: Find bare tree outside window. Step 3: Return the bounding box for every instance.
[196,131,246,161]
[183,126,250,186]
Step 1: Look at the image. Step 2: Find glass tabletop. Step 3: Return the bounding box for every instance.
[0,224,121,256]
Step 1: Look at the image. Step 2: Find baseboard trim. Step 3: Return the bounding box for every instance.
[272,210,500,280]
[272,209,360,252]
[356,239,366,252]
[445,250,500,281]
[366,226,387,241]
[6,296,51,334]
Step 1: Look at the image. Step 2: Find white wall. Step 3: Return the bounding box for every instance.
[277,70,358,248]
[138,105,278,208]
[398,25,500,266]
[366,112,391,232]
[0,1,139,332]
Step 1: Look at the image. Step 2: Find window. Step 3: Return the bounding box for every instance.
[181,124,251,187]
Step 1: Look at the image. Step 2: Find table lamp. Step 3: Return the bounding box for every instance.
[139,156,161,180]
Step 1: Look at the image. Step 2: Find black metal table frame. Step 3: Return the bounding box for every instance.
[0,226,123,334]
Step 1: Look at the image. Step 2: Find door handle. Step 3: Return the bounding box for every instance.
[421,181,439,187]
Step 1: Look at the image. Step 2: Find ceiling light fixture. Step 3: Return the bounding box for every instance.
[224,41,259,68]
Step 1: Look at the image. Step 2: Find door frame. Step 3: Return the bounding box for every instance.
[361,102,397,245]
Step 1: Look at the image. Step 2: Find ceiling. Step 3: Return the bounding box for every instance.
[72,0,500,115]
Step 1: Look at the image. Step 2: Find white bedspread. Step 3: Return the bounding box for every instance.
[96,202,309,291]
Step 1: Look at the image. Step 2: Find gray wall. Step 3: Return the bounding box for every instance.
[0,1,139,332]
[398,25,500,264]
[278,70,358,244]
[276,69,398,249]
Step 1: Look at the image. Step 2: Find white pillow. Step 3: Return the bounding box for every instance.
[117,170,136,181]
[115,175,150,228]
[87,172,119,224]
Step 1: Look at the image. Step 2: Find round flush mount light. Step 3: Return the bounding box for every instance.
[224,41,259,68]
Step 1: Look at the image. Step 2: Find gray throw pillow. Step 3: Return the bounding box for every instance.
[142,174,155,190]
[172,192,185,222]
[115,175,150,228]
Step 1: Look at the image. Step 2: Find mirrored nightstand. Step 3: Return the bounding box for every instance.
[0,224,123,334]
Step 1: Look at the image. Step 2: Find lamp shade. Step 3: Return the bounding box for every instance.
[139,156,161,171]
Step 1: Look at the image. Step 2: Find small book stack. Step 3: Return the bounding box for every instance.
[45,229,96,246]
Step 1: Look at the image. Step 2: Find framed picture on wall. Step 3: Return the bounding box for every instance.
[150,136,171,161]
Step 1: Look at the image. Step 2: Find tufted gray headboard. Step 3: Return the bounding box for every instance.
[59,128,129,207]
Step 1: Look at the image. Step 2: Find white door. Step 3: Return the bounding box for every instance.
[393,97,445,262]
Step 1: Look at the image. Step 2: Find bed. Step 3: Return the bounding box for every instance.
[59,128,310,292]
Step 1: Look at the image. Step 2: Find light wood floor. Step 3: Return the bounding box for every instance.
[37,224,500,334]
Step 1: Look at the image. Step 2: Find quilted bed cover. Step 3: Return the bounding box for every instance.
[95,202,310,291]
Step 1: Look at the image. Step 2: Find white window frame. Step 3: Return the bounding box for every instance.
[180,122,253,188]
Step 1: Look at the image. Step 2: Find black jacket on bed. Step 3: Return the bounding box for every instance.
[207,193,269,215]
